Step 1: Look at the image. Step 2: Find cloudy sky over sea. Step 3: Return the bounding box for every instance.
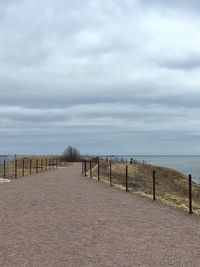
[1,0,200,155]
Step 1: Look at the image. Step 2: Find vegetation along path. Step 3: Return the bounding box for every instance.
[0,163,200,266]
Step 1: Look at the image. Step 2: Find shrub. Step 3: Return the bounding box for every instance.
[62,146,80,162]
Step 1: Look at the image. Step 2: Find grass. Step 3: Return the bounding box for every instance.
[90,160,200,215]
[0,156,59,178]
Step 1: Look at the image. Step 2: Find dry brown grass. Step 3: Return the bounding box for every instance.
[90,161,200,215]
[0,156,60,178]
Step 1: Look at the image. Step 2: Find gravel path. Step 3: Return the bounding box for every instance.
[0,163,200,267]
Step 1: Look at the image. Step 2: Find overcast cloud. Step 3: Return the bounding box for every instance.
[1,0,200,155]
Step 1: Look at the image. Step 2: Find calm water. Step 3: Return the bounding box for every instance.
[105,155,200,180]
[0,155,15,162]
[133,156,200,179]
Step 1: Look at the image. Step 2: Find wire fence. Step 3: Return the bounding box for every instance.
[0,157,60,179]
[82,159,200,215]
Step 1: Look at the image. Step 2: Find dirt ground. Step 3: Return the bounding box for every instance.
[0,163,200,267]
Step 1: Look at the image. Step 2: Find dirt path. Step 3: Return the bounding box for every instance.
[0,163,200,267]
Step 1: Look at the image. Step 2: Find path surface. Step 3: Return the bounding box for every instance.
[0,163,200,267]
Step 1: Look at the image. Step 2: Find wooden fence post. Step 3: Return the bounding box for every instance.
[36,159,38,173]
[15,160,17,178]
[189,174,193,214]
[98,161,100,181]
[110,161,112,186]
[90,160,92,178]
[30,159,32,175]
[126,165,128,191]
[84,160,87,176]
[82,161,84,174]
[153,170,156,200]
[22,159,25,176]
[4,159,6,178]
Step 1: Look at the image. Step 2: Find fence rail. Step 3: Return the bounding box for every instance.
[0,157,60,179]
[82,159,200,215]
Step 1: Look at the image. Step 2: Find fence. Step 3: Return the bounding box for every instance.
[0,157,60,179]
[82,159,200,215]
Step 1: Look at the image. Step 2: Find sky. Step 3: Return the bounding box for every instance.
[1,0,200,155]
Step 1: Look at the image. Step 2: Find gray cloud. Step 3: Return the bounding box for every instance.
[140,0,200,12]
[0,0,200,154]
[160,56,200,70]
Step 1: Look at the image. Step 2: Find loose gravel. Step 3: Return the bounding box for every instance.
[0,163,200,267]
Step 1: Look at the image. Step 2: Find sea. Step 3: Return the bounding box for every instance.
[136,155,200,178]
[105,155,200,180]
[0,155,15,162]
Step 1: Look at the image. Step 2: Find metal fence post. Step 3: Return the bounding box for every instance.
[110,161,112,186]
[153,170,156,200]
[53,158,55,170]
[4,159,6,178]
[189,174,193,214]
[126,165,128,191]
[46,159,47,170]
[41,159,43,171]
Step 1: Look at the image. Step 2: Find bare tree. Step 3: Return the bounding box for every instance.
[62,146,80,162]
